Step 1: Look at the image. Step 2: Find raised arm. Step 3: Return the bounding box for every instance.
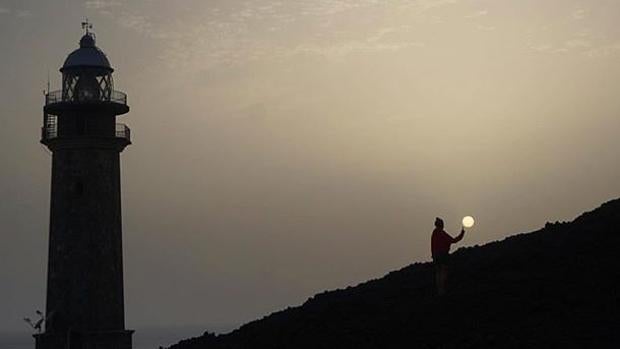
[452,228,465,243]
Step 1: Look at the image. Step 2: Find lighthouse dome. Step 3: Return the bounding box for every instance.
[61,33,112,71]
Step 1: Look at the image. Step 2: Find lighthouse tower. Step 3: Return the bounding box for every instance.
[36,24,133,349]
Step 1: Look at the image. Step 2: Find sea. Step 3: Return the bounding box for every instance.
[0,325,235,349]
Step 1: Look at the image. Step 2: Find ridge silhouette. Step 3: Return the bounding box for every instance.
[167,199,620,349]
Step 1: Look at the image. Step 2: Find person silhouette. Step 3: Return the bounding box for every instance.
[431,217,465,296]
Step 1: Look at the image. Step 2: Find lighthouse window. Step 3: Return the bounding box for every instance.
[76,74,101,101]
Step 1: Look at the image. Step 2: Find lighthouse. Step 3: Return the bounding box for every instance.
[36,23,133,349]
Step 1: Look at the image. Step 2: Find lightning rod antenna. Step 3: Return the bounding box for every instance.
[81,18,93,34]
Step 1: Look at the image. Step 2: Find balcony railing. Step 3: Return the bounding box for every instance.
[41,122,131,143]
[45,89,127,106]
[115,123,131,142]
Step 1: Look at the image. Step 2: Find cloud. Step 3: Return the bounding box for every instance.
[118,13,153,35]
[565,39,590,49]
[571,8,587,20]
[530,37,595,55]
[152,0,476,71]
[416,0,458,11]
[291,40,425,59]
[82,0,167,39]
[84,0,122,10]
[586,42,620,57]
[529,44,553,53]
[366,26,411,43]
[282,0,384,18]
[16,10,33,18]
[476,24,495,32]
[0,7,33,18]
[465,10,488,19]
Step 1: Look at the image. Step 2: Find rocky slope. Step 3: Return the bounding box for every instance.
[168,199,620,348]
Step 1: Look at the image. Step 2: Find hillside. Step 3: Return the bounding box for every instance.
[168,199,620,348]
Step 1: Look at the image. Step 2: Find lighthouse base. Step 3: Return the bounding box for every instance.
[35,329,133,349]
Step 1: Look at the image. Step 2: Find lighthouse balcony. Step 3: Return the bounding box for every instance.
[41,122,131,144]
[45,89,129,115]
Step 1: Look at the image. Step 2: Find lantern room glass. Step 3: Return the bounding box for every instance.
[62,68,114,102]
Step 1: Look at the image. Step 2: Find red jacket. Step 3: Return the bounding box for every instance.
[431,228,464,257]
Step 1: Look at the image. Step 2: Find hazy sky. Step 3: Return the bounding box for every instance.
[2,0,620,335]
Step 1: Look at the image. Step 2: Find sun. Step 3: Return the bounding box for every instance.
[462,216,475,228]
